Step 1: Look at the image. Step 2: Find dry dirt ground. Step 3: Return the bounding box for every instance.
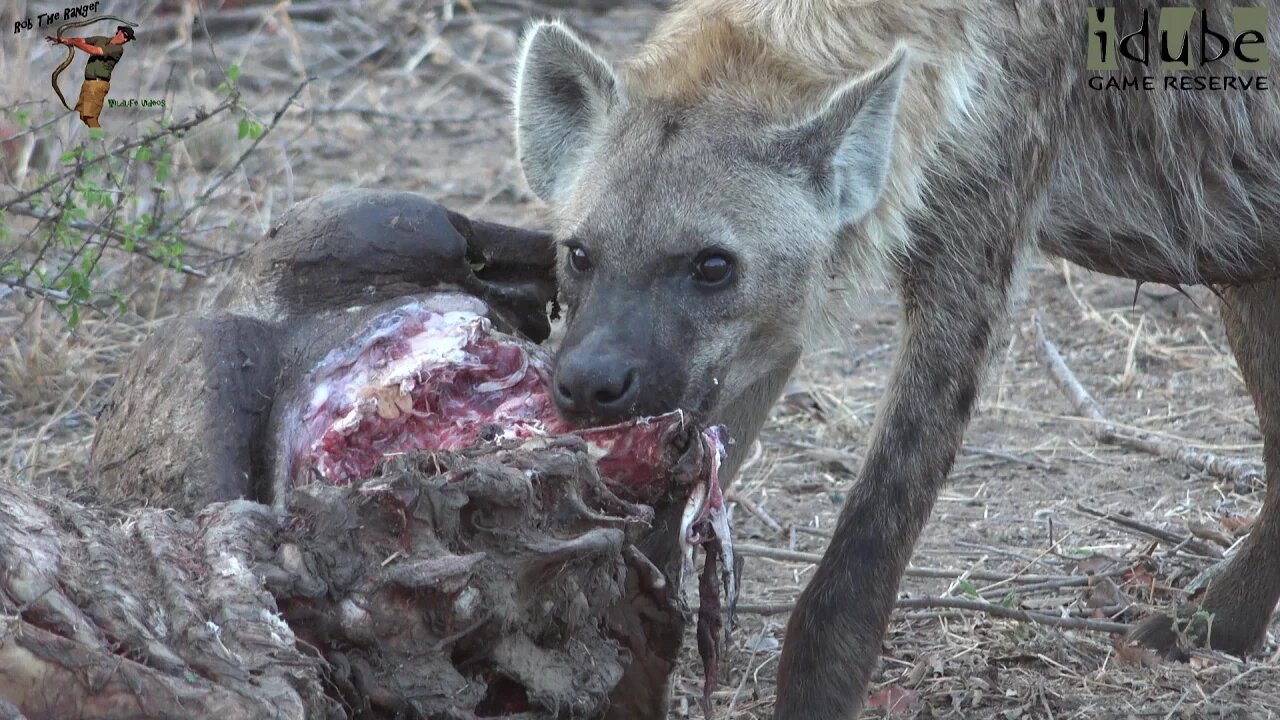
[2,2,1278,718]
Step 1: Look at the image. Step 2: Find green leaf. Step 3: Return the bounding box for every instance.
[134,146,153,162]
[238,117,250,140]
[248,120,263,140]
[89,128,105,141]
[60,149,78,163]
[228,64,241,83]
[955,579,979,599]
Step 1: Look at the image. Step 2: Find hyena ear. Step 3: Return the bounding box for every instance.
[776,46,909,226]
[514,21,621,203]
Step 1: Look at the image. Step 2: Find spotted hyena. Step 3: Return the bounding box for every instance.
[511,2,1280,717]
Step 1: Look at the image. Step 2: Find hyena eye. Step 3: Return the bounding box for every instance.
[567,245,592,274]
[693,251,734,286]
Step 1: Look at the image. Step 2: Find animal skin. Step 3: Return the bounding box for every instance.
[511,2,1280,718]
[88,189,738,718]
[91,190,558,511]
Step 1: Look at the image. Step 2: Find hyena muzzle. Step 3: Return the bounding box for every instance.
[512,1,1280,718]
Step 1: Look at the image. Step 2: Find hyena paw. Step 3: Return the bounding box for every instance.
[1130,604,1266,661]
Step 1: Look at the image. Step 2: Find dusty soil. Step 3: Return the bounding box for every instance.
[2,2,1277,718]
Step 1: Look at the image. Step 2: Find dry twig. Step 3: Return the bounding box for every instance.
[1032,314,1262,492]
[736,544,1094,585]
[726,489,782,534]
[308,106,508,127]
[736,597,1130,635]
[1075,503,1222,559]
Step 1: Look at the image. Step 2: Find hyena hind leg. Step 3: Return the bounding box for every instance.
[1132,279,1280,658]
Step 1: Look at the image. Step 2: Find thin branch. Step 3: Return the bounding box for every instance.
[0,277,72,303]
[1075,503,1222,559]
[962,444,1052,471]
[1032,314,1263,492]
[735,544,1093,585]
[725,489,782,534]
[978,575,1110,600]
[764,436,862,469]
[443,54,512,101]
[736,597,1131,635]
[6,204,207,278]
[143,0,344,35]
[308,106,508,127]
[153,79,309,242]
[0,97,239,212]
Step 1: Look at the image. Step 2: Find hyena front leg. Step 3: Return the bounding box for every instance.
[774,155,1044,719]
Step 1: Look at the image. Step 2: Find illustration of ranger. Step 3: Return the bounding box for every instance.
[46,17,139,129]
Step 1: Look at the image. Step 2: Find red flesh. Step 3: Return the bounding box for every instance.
[282,294,737,704]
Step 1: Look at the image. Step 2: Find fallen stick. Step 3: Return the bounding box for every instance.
[735,597,1130,635]
[735,603,796,616]
[978,575,1111,599]
[1075,502,1223,559]
[764,436,862,470]
[1031,314,1262,492]
[725,489,782,534]
[962,444,1052,470]
[790,526,833,539]
[308,106,509,127]
[445,53,515,101]
[735,544,1092,585]
[897,597,1132,634]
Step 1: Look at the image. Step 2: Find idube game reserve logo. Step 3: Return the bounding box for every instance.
[1087,6,1269,91]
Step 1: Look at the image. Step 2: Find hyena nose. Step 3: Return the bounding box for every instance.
[553,356,640,420]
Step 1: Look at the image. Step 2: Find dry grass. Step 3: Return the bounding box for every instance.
[672,261,1276,719]
[2,1,1277,718]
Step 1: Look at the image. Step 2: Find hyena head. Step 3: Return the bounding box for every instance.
[513,20,907,427]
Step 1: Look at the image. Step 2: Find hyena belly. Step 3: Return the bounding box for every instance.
[1038,119,1280,286]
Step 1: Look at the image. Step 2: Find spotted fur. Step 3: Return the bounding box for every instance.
[513,3,1280,717]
